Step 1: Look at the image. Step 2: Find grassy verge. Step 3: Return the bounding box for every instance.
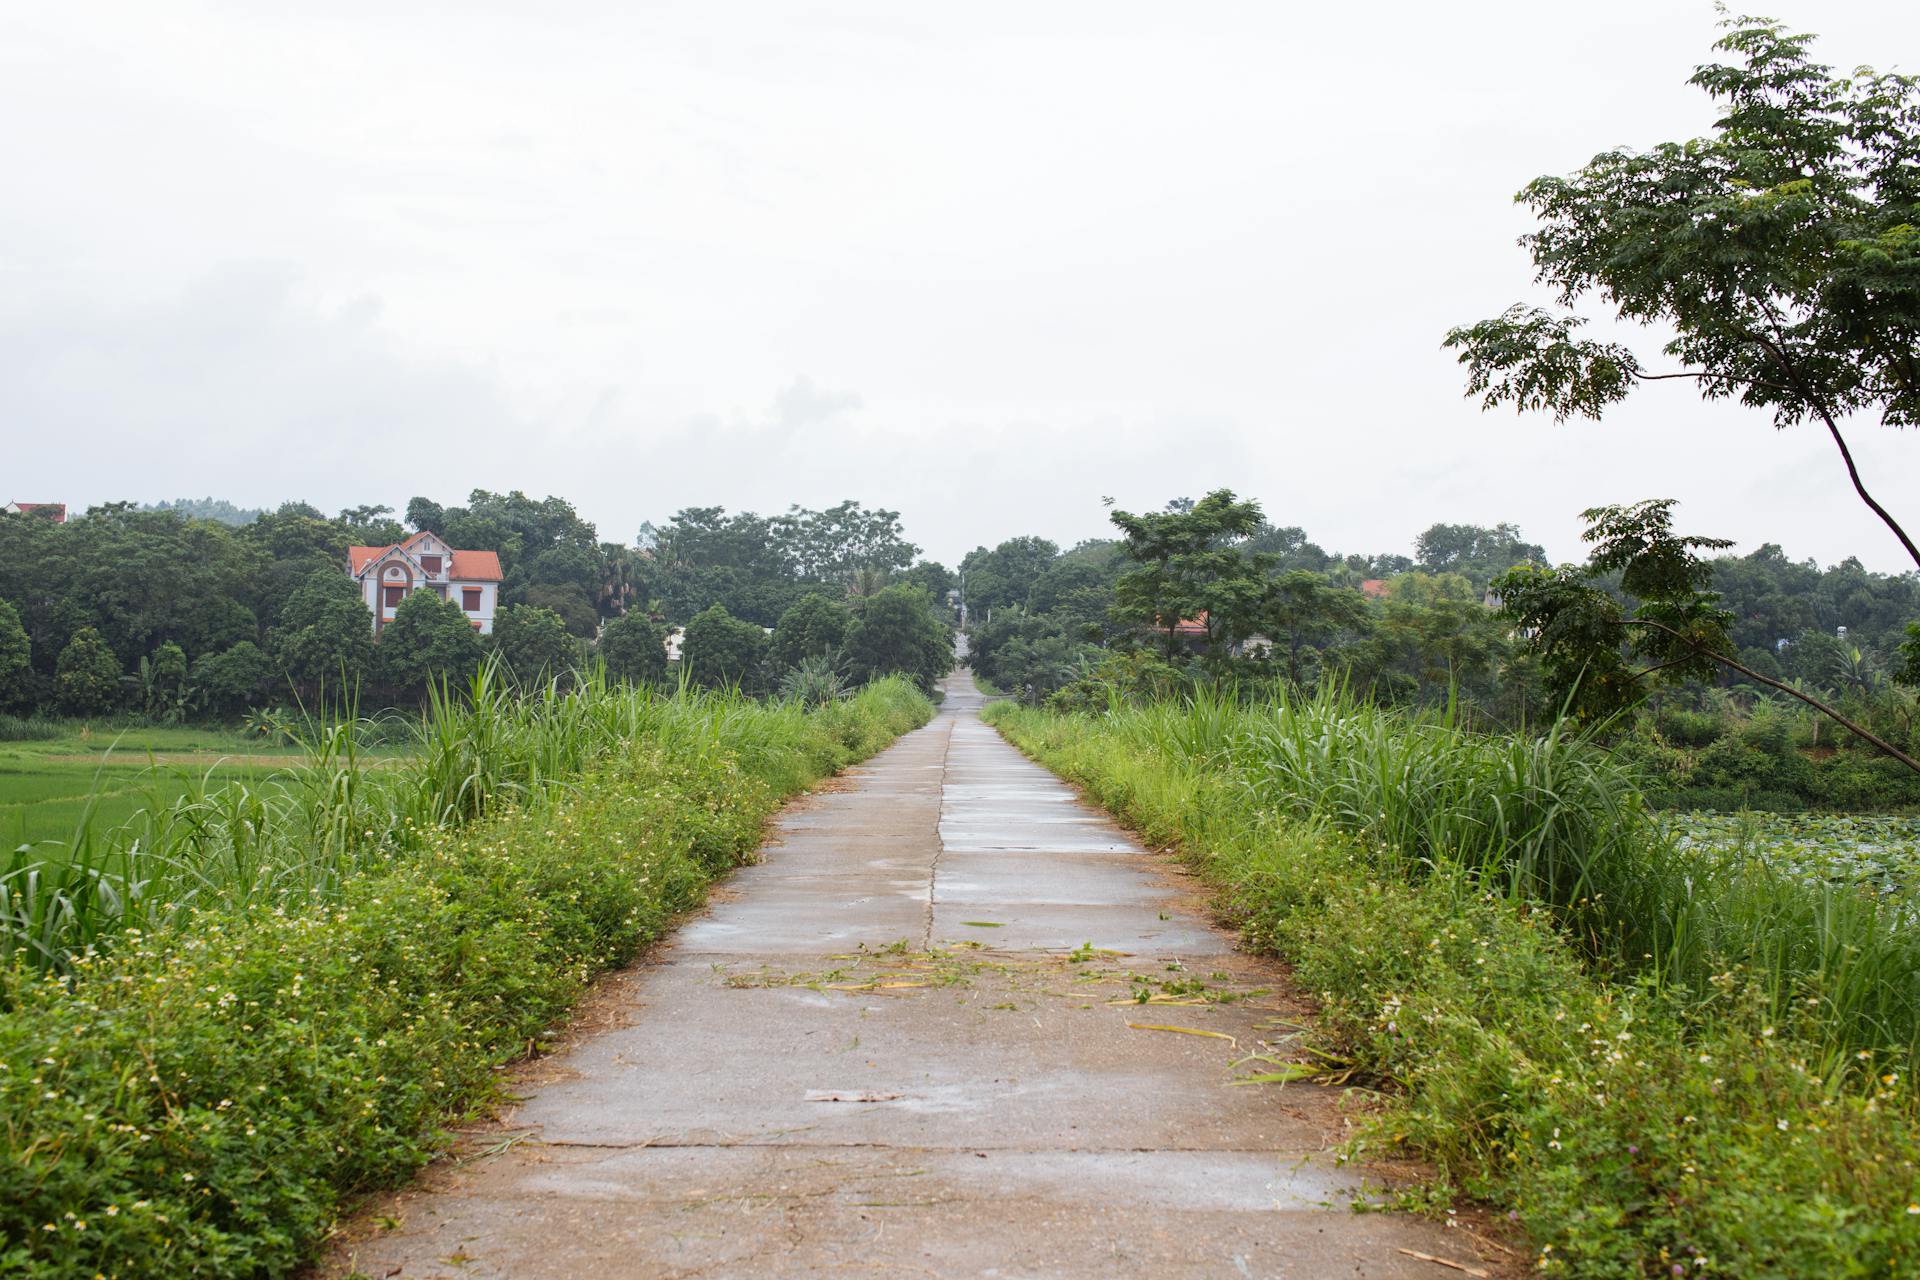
[989,695,1920,1277]
[0,678,931,1279]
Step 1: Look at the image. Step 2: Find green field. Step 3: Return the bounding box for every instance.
[0,724,376,850]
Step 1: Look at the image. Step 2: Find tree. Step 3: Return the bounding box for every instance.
[968,608,1095,703]
[843,586,952,690]
[1496,500,1920,774]
[770,594,851,670]
[1266,571,1371,685]
[405,496,446,533]
[0,598,29,709]
[1108,490,1272,660]
[521,583,600,637]
[960,537,1059,614]
[491,605,579,683]
[273,570,375,702]
[680,605,768,690]
[771,500,920,585]
[897,561,957,611]
[1445,14,1920,571]
[596,544,646,619]
[141,641,190,719]
[55,627,122,716]
[1413,523,1546,588]
[337,504,405,546]
[375,591,485,701]
[192,641,275,718]
[597,612,669,686]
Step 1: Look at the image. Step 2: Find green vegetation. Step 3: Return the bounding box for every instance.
[1446,12,1920,575]
[1669,811,1920,896]
[0,493,955,723]
[991,692,1920,1275]
[0,676,932,1278]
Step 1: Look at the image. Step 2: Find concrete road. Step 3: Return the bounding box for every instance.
[325,673,1502,1279]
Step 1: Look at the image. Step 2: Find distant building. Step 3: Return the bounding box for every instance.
[4,502,67,523]
[1359,579,1390,600]
[348,531,503,635]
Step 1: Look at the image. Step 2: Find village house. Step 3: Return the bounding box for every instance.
[4,502,67,522]
[348,531,503,635]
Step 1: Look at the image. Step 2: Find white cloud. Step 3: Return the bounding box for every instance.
[1,1,1916,571]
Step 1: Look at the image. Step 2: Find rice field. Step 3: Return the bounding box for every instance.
[0,724,399,849]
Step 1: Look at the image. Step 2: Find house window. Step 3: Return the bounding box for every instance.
[432,584,448,599]
[462,587,482,611]
[420,554,442,575]
[383,585,405,608]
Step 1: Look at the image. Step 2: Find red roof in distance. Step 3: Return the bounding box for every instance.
[7,502,67,523]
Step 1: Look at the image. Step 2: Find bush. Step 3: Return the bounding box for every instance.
[1654,703,1723,747]
[596,612,669,686]
[681,604,768,691]
[490,604,580,684]
[54,627,122,716]
[191,642,276,719]
[0,678,932,1278]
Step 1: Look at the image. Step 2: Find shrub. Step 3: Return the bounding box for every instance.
[681,605,768,691]
[55,627,122,716]
[490,604,580,684]
[191,642,276,719]
[0,678,932,1278]
[596,612,669,686]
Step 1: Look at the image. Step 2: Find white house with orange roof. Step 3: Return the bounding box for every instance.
[348,531,504,635]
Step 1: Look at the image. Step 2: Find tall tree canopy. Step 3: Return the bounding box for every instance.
[843,587,951,691]
[1445,13,1920,570]
[1108,490,1271,660]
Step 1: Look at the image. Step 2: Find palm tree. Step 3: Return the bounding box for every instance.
[597,551,640,617]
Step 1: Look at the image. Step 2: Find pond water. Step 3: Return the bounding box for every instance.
[1666,811,1920,895]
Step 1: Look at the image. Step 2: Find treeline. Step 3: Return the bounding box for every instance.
[0,493,954,719]
[967,493,1920,807]
[966,498,1552,716]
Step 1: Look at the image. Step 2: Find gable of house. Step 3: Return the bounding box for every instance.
[348,531,504,634]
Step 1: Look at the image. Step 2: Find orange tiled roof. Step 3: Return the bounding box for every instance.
[448,550,503,582]
[7,502,67,523]
[349,539,503,582]
[1360,579,1390,599]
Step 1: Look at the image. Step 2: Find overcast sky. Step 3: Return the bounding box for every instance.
[4,1,1918,571]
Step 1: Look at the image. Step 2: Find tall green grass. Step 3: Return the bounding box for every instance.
[1079,684,1920,1071]
[991,692,1920,1275]
[0,664,917,975]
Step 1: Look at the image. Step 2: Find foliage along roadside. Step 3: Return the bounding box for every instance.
[0,677,932,1279]
[987,699,1920,1277]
